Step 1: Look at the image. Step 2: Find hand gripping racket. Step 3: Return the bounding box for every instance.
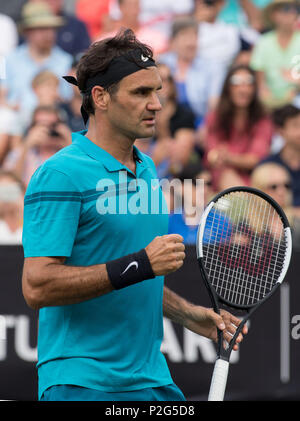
[196,186,292,401]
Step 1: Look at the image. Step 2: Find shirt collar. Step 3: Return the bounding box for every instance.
[72,130,147,174]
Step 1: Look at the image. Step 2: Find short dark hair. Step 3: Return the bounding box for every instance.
[272,104,300,128]
[76,28,154,118]
[170,17,198,39]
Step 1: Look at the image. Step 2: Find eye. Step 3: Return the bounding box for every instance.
[138,88,150,96]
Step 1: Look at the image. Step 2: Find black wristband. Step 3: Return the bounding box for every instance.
[106,248,155,290]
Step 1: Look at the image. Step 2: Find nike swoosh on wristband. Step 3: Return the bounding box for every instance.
[121,261,139,275]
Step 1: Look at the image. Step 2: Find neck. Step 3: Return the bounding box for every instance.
[28,44,51,62]
[277,26,294,39]
[86,117,135,165]
[234,107,248,121]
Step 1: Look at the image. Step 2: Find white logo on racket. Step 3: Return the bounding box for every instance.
[121,261,138,275]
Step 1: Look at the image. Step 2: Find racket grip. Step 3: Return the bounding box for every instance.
[208,358,229,401]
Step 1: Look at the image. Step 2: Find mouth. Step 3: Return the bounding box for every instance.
[142,116,156,125]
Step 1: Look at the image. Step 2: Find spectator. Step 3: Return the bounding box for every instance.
[96,0,169,56]
[168,161,215,244]
[0,170,25,245]
[203,64,273,190]
[259,104,300,206]
[135,63,196,178]
[3,105,71,186]
[193,0,241,71]
[250,0,300,108]
[19,70,61,132]
[159,17,226,126]
[3,2,73,123]
[0,13,18,57]
[32,70,60,107]
[30,0,91,55]
[251,162,300,249]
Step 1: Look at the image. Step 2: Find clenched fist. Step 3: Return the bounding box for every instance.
[145,234,185,276]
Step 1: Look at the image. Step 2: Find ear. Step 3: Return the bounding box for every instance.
[91,86,110,111]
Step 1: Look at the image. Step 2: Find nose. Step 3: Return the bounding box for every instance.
[147,92,162,112]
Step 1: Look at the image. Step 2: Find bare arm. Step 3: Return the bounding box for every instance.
[163,286,248,349]
[22,256,113,309]
[23,234,186,310]
[240,0,263,31]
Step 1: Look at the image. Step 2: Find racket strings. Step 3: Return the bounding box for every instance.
[202,191,287,306]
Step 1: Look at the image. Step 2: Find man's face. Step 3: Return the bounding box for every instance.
[25,27,56,52]
[106,66,163,140]
[172,28,198,62]
[194,0,225,23]
[280,114,300,150]
[271,4,299,29]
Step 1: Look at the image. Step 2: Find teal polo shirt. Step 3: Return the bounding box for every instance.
[22,130,173,399]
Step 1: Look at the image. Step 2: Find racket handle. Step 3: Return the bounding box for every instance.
[208,358,229,401]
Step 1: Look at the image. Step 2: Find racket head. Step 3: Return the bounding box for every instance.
[197,186,292,311]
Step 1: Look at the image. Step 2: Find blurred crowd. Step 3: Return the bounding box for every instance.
[0,0,300,250]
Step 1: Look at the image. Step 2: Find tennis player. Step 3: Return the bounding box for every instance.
[22,29,247,401]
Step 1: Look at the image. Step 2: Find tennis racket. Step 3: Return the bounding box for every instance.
[196,186,292,401]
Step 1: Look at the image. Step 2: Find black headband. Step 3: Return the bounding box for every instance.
[63,48,156,125]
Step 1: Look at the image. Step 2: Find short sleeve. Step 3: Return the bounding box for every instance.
[22,167,82,258]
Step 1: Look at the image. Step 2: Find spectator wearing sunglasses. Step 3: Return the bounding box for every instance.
[251,162,300,249]
[250,0,300,109]
[201,64,273,191]
[258,104,300,207]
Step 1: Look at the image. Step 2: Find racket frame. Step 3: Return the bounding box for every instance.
[196,186,292,362]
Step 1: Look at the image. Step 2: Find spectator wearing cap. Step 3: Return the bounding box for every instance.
[202,64,273,190]
[3,2,73,125]
[159,17,226,127]
[258,104,300,206]
[29,0,91,55]
[250,0,300,108]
